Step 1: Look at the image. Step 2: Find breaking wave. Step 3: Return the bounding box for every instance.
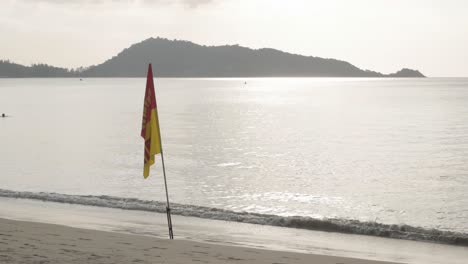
[1,189,467,246]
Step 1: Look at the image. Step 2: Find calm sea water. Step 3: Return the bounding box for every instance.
[1,78,467,233]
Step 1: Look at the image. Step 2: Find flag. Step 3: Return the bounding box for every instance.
[141,64,162,178]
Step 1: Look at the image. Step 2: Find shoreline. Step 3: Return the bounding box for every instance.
[1,197,468,264]
[1,189,466,246]
[0,217,397,264]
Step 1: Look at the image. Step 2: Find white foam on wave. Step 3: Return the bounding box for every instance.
[215,162,242,167]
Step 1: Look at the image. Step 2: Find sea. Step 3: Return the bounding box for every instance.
[1,78,468,263]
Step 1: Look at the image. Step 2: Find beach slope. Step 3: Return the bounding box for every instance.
[0,218,398,264]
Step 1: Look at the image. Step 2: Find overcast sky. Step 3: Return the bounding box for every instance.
[1,0,467,77]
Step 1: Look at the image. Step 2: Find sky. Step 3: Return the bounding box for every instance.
[1,0,467,77]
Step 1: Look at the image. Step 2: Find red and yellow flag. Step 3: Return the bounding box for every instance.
[141,64,162,178]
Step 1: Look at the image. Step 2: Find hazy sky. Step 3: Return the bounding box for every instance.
[1,0,467,77]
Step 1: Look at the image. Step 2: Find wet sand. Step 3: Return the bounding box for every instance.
[0,218,398,264]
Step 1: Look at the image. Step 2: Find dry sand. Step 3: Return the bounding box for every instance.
[0,218,398,264]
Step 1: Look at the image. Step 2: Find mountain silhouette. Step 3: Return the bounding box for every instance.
[0,60,74,78]
[0,37,425,78]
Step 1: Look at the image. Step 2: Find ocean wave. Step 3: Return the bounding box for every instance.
[0,189,467,246]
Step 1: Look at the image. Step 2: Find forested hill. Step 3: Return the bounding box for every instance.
[0,38,425,78]
[0,60,75,77]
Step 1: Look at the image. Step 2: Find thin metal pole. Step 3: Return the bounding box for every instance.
[155,104,174,239]
[159,147,174,239]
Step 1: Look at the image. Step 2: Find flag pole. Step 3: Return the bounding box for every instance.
[154,102,174,240]
[159,144,174,239]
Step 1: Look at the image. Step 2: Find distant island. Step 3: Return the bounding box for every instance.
[0,37,425,78]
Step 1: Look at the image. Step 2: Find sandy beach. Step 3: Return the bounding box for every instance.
[0,218,399,264]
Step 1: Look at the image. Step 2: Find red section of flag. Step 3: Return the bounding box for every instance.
[141,64,157,139]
